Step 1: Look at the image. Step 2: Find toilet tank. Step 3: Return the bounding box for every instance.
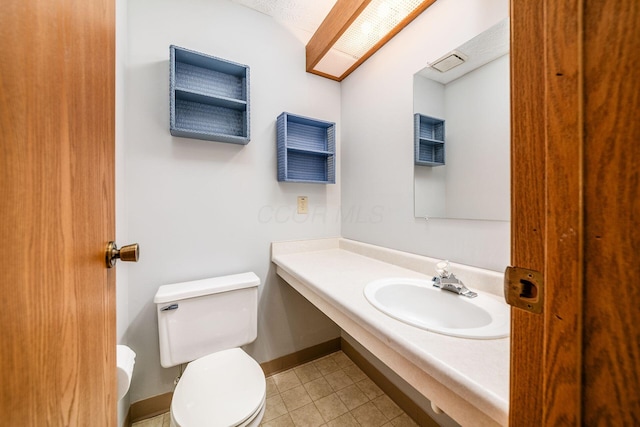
[154,272,260,368]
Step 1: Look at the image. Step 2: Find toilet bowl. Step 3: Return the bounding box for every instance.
[170,349,265,427]
[154,273,265,427]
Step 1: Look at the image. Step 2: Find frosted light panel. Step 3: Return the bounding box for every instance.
[314,0,425,76]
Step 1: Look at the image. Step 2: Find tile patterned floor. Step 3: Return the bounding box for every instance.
[132,351,419,427]
[131,412,170,427]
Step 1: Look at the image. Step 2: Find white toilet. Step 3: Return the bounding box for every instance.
[154,272,266,427]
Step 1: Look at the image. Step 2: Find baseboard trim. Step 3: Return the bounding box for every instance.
[341,337,439,427]
[129,391,173,425]
[260,337,341,376]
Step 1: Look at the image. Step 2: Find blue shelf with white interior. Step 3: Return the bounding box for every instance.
[277,112,336,184]
[414,113,445,166]
[170,45,250,144]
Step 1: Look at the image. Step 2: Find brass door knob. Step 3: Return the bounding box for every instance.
[106,242,139,268]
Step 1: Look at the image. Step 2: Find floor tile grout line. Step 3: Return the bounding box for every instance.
[267,351,390,427]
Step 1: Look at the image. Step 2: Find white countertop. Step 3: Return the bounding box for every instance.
[271,238,509,426]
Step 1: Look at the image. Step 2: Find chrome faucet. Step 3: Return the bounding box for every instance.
[432,260,478,298]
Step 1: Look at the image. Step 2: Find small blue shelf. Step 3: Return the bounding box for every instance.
[170,45,250,144]
[286,147,333,156]
[175,89,247,111]
[277,113,335,184]
[414,113,445,166]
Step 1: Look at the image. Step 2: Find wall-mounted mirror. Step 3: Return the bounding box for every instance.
[413,19,510,221]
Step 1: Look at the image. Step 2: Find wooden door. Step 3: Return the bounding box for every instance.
[510,0,639,424]
[0,0,116,425]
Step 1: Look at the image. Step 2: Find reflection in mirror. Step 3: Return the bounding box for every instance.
[413,19,510,221]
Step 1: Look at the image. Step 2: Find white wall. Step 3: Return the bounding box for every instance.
[124,0,341,402]
[341,0,510,272]
[115,0,130,423]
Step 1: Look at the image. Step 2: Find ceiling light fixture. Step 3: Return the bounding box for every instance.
[306,0,437,81]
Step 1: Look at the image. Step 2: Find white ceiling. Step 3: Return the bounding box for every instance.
[230,0,337,39]
[417,18,510,84]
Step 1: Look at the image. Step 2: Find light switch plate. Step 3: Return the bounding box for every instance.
[297,196,308,214]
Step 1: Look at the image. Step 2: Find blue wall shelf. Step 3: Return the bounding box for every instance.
[170,45,250,144]
[277,112,335,184]
[414,113,445,166]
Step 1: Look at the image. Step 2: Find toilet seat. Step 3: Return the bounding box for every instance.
[171,348,266,427]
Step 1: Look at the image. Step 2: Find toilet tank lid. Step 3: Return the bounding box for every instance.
[154,272,260,304]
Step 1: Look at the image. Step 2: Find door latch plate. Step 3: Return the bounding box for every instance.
[504,266,543,314]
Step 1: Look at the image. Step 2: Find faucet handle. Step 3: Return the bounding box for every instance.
[435,260,451,278]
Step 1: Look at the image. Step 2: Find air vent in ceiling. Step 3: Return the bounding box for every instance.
[429,50,468,73]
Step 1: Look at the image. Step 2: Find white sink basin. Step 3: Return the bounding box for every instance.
[364,278,510,339]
